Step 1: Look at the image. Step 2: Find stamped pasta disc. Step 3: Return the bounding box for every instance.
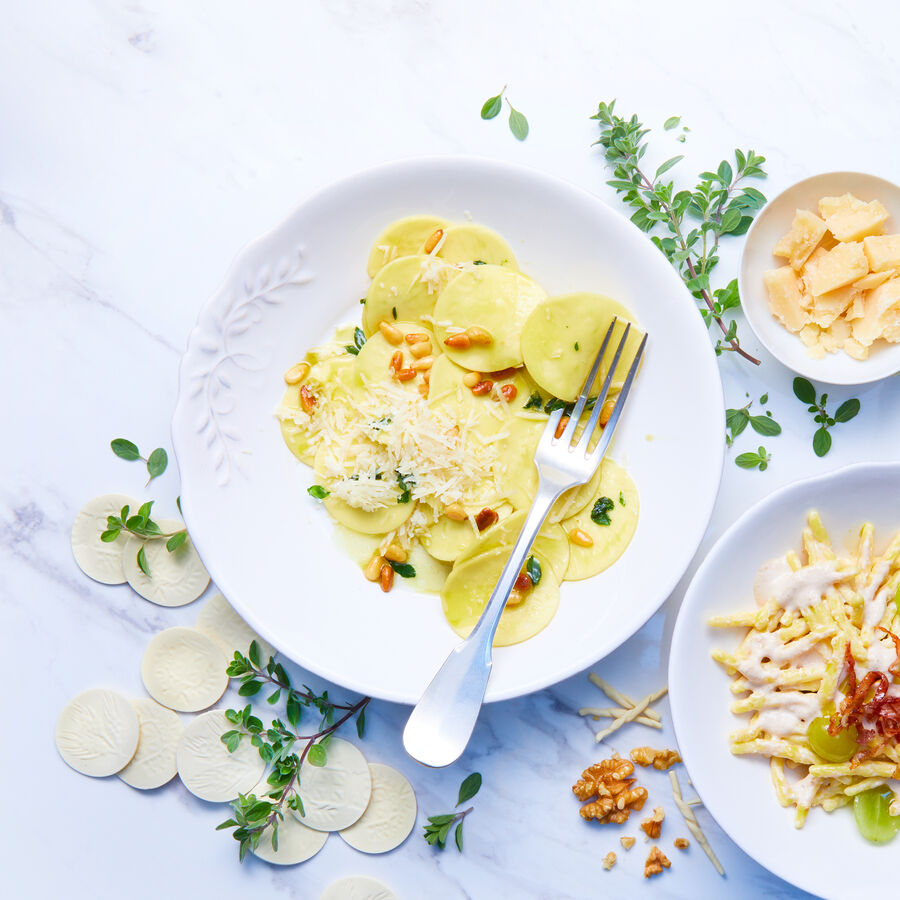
[248,777,329,865]
[319,876,398,900]
[71,494,135,584]
[290,737,372,832]
[56,688,140,777]
[194,593,276,661]
[122,519,210,607]
[338,763,417,853]
[117,698,184,790]
[141,626,228,712]
[176,709,265,802]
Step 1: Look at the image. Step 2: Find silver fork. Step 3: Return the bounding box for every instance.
[403,318,648,767]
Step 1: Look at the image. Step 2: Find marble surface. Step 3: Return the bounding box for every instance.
[3,1,899,897]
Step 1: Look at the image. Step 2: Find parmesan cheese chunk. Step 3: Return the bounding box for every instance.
[801,241,868,297]
[811,283,860,328]
[773,209,827,271]
[818,193,889,241]
[862,235,900,272]
[763,267,810,333]
[852,278,900,346]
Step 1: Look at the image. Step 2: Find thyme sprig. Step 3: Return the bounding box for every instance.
[591,100,767,364]
[217,642,371,861]
[423,772,482,852]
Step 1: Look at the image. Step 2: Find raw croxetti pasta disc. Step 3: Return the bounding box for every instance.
[71,493,135,584]
[122,519,210,607]
[248,776,329,865]
[117,698,184,790]
[194,593,276,661]
[176,709,265,802]
[338,763,417,853]
[319,876,398,900]
[141,626,228,712]
[290,737,372,832]
[56,688,140,777]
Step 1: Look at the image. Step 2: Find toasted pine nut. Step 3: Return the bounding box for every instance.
[506,588,526,607]
[284,361,310,385]
[379,321,403,344]
[365,554,385,582]
[599,398,616,426]
[462,371,481,388]
[411,356,434,371]
[554,415,569,439]
[569,527,594,548]
[471,379,493,396]
[395,368,417,382]
[417,380,429,398]
[423,228,444,254]
[444,502,467,522]
[409,340,433,358]
[379,564,394,592]
[465,326,493,345]
[475,507,498,531]
[389,350,403,373]
[514,572,533,592]
[405,332,430,344]
[383,542,408,563]
[444,332,471,349]
[299,385,317,414]
[500,384,518,402]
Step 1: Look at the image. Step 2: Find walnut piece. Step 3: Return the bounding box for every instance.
[602,851,617,871]
[644,845,671,878]
[640,806,665,839]
[674,837,690,850]
[630,746,682,771]
[573,758,635,800]
[620,836,636,850]
[580,785,648,824]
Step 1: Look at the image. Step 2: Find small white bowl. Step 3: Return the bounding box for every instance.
[740,171,900,385]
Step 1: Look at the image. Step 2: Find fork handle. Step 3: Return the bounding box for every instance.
[402,480,561,767]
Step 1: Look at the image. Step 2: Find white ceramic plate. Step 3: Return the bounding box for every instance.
[172,157,724,704]
[740,171,900,385]
[669,461,900,900]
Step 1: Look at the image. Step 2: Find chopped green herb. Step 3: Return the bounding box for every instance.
[591,496,615,526]
[307,485,329,500]
[524,392,543,410]
[354,326,366,350]
[544,397,567,414]
[396,471,415,504]
[392,306,397,320]
[359,297,366,304]
[525,556,541,587]
[574,342,580,351]
[345,344,359,355]
[389,560,416,578]
[619,491,625,506]
[473,260,487,265]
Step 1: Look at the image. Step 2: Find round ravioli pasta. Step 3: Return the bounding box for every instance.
[366,214,449,278]
[521,293,644,402]
[442,547,559,646]
[435,223,518,269]
[547,458,606,524]
[433,267,546,371]
[562,459,639,581]
[494,416,542,510]
[354,321,433,390]
[420,515,479,563]
[362,255,457,336]
[324,495,416,535]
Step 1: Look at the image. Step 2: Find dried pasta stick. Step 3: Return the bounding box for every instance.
[809,761,896,779]
[843,777,887,796]
[577,707,661,728]
[588,673,662,722]
[594,688,668,743]
[669,770,724,877]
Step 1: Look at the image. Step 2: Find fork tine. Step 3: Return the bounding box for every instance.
[573,322,632,453]
[585,331,647,464]
[559,318,618,444]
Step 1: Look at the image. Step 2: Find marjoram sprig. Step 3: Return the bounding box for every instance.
[591,100,767,364]
[423,772,482,852]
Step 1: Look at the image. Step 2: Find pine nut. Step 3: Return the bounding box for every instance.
[465,326,493,345]
[411,356,434,371]
[423,228,444,254]
[462,371,481,388]
[365,554,384,582]
[284,362,310,385]
[299,385,317,414]
[506,588,526,607]
[444,502,467,522]
[500,384,517,402]
[444,332,471,349]
[599,398,616,426]
[409,340,433,358]
[379,321,403,344]
[389,350,403,373]
[383,542,407,563]
[417,380,430,398]
[475,507,498,531]
[554,415,569,439]
[379,564,394,592]
[514,572,533,592]
[405,332,430,344]
[395,368,417,382]
[471,379,493,396]
[569,527,594,547]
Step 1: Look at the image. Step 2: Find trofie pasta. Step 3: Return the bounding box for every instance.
[277,216,643,645]
[712,512,900,842]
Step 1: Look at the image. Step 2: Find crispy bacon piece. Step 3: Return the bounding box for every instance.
[879,627,900,676]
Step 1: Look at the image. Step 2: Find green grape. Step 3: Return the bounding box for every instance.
[806,717,857,763]
[854,788,900,844]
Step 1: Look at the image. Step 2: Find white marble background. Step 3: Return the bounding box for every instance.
[3,1,899,897]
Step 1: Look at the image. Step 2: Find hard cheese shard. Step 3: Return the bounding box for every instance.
[819,193,889,241]
[773,209,827,271]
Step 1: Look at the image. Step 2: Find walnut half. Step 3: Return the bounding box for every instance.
[630,746,682,771]
[644,845,671,878]
[640,806,665,840]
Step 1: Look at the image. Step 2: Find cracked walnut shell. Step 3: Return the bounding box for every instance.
[644,845,671,878]
[630,746,682,770]
[640,806,665,839]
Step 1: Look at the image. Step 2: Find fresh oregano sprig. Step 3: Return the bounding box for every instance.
[481,86,529,141]
[217,642,371,861]
[423,772,482,852]
[726,397,782,447]
[111,438,168,484]
[792,377,861,456]
[100,500,188,575]
[591,100,767,364]
[735,445,771,472]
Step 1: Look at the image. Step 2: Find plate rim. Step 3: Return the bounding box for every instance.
[172,154,726,704]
